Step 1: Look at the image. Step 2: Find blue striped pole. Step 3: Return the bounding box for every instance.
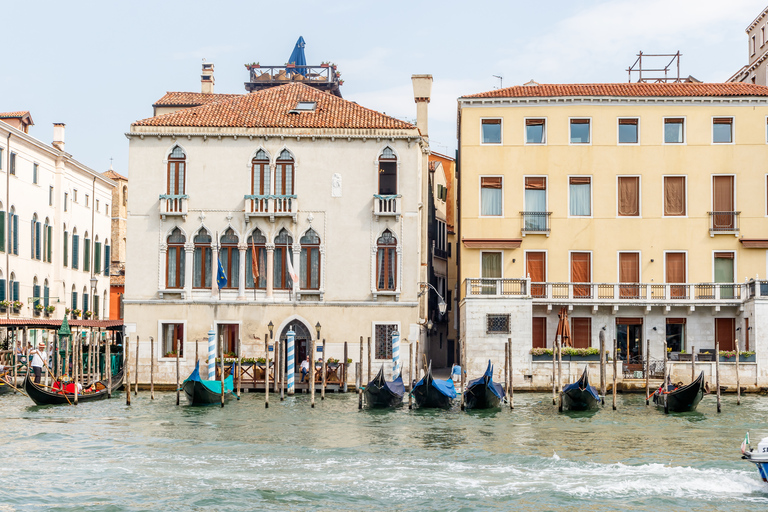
[391,330,401,377]
[207,326,216,381]
[286,328,295,395]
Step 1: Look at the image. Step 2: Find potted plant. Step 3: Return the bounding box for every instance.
[286,62,295,68]
[565,347,601,361]
[12,300,23,313]
[530,347,554,361]
[327,357,340,369]
[320,61,329,68]
[0,300,9,313]
[164,350,177,358]
[45,305,55,317]
[83,311,93,319]
[72,308,82,319]
[698,350,714,362]
[338,79,344,86]
[33,303,43,316]
[719,350,736,362]
[678,350,692,362]
[739,350,756,362]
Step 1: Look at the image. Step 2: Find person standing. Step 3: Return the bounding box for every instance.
[29,342,47,384]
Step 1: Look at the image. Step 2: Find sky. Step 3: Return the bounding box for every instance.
[1,0,765,174]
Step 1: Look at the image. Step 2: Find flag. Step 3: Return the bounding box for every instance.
[217,258,227,289]
[741,432,750,454]
[251,243,259,282]
[286,250,298,284]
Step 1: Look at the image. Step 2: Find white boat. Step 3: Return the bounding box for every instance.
[741,433,768,483]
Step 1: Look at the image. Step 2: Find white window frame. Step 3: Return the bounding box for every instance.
[567,175,593,218]
[568,117,592,145]
[480,250,504,279]
[615,175,642,218]
[662,250,689,285]
[523,117,547,145]
[616,251,643,283]
[523,174,548,212]
[479,175,504,218]
[617,117,640,145]
[523,249,548,282]
[712,250,737,283]
[661,174,688,219]
[157,319,188,362]
[371,321,401,363]
[480,117,503,145]
[711,116,735,145]
[662,116,686,145]
[711,173,736,214]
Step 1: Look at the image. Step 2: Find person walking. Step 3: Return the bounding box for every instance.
[29,341,47,384]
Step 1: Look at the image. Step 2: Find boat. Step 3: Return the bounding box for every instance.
[182,361,234,406]
[411,363,456,409]
[652,371,705,413]
[23,370,124,406]
[364,365,404,408]
[741,433,768,483]
[463,360,505,410]
[560,366,600,411]
[0,370,12,395]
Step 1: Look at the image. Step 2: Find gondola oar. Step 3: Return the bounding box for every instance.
[0,376,31,398]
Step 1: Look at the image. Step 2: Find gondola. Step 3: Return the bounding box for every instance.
[23,369,124,406]
[0,371,12,395]
[652,371,705,413]
[560,366,600,411]
[411,363,456,409]
[182,361,234,406]
[364,365,404,408]
[464,360,505,410]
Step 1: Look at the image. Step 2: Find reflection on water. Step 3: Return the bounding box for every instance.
[0,391,767,511]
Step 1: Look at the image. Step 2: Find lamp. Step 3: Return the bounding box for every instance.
[268,321,274,339]
[90,276,98,316]
[418,282,448,316]
[315,322,321,340]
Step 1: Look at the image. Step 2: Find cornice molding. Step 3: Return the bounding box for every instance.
[459,96,768,108]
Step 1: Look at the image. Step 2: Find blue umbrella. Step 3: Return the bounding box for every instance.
[287,36,307,76]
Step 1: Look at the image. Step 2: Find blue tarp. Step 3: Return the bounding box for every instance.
[184,361,234,394]
[467,361,505,399]
[287,36,307,76]
[414,373,457,398]
[387,373,405,396]
[562,379,600,401]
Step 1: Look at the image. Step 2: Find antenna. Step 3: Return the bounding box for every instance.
[493,75,503,89]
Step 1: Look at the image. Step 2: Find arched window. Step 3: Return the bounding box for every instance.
[31,213,41,260]
[94,235,102,274]
[71,284,77,312]
[273,228,293,290]
[275,149,294,196]
[63,225,69,267]
[9,272,18,302]
[193,228,212,288]
[246,229,267,290]
[0,202,4,254]
[43,279,50,308]
[219,228,239,289]
[166,228,186,289]
[376,229,397,291]
[43,218,51,263]
[378,147,397,195]
[8,206,17,255]
[32,277,41,313]
[252,149,270,195]
[167,146,186,196]
[0,270,4,303]
[83,286,89,314]
[72,228,79,270]
[103,239,110,276]
[84,231,91,272]
[123,185,128,206]
[300,228,320,290]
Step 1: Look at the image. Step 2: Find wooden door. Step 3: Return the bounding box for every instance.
[713,176,734,230]
[715,318,736,352]
[619,252,640,299]
[526,252,546,298]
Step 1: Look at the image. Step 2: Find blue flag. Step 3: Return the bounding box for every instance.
[217,258,227,289]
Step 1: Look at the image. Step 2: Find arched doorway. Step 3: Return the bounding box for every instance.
[279,321,312,370]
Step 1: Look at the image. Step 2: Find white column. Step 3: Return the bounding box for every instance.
[211,245,219,298]
[158,243,167,292]
[184,243,194,299]
[237,243,247,300]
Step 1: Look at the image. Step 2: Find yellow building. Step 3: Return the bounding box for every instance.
[457,82,768,388]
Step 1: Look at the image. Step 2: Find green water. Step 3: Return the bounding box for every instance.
[1,390,766,511]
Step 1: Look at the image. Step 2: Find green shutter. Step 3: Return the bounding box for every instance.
[0,279,5,301]
[95,242,101,274]
[63,232,68,267]
[72,291,77,309]
[84,240,90,272]
[35,222,41,260]
[104,245,110,276]
[47,225,52,262]
[72,235,79,269]
[44,286,49,307]
[12,281,19,302]
[0,211,5,253]
[13,214,18,255]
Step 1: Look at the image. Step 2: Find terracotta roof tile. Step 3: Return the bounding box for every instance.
[136,83,414,130]
[462,82,768,99]
[102,170,127,181]
[153,92,242,107]
[0,111,31,118]
[110,275,125,286]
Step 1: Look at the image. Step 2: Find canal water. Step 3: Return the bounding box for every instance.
[1,390,767,511]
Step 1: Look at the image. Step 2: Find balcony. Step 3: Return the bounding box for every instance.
[159,194,188,220]
[708,211,740,236]
[244,195,298,223]
[520,211,552,236]
[373,194,401,220]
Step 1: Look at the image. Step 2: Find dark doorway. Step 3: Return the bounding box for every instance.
[279,321,312,371]
[617,320,642,362]
[217,323,239,356]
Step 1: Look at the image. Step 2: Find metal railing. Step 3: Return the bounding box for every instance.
[520,211,552,234]
[708,211,740,234]
[465,278,528,296]
[373,194,401,218]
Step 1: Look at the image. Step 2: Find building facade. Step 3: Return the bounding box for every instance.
[729,6,768,85]
[457,82,768,388]
[124,71,431,383]
[104,168,127,320]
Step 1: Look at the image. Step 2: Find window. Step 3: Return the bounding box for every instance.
[64,192,68,211]
[63,229,68,267]
[246,229,267,289]
[435,219,447,256]
[762,26,765,46]
[105,204,109,215]
[663,176,686,216]
[480,176,502,216]
[666,318,685,352]
[43,219,50,263]
[9,273,18,302]
[664,118,684,144]
[712,175,735,229]
[481,119,502,144]
[161,323,184,358]
[165,229,185,289]
[752,35,757,56]
[72,230,79,269]
[619,252,640,299]
[532,317,547,348]
[275,150,294,196]
[665,252,686,298]
[251,149,270,200]
[569,119,590,144]
[219,228,239,289]
[617,176,639,216]
[104,243,110,276]
[167,146,186,195]
[0,207,4,253]
[73,189,78,202]
[9,152,15,175]
[616,318,642,361]
[526,251,546,298]
[713,117,733,144]
[96,199,99,211]
[715,318,736,352]
[375,323,398,359]
[84,233,91,272]
[569,176,591,216]
[94,238,102,274]
[273,228,294,290]
[618,118,638,144]
[43,279,49,307]
[32,163,38,184]
[714,252,735,299]
[31,214,41,260]
[300,228,320,290]
[486,314,510,334]
[571,318,591,349]
[294,101,316,111]
[524,177,547,230]
[376,229,397,291]
[571,252,591,298]
[71,287,77,311]
[378,147,397,195]
[525,119,545,144]
[85,195,89,207]
[193,229,212,288]
[49,186,53,206]
[482,251,502,279]
[0,147,3,169]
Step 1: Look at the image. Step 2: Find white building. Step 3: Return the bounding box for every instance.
[0,113,114,342]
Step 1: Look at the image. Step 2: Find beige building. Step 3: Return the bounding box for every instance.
[457,82,768,388]
[729,6,768,85]
[124,65,432,384]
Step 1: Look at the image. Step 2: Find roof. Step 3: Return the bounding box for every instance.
[110,275,125,286]
[153,92,242,108]
[102,169,127,181]
[135,83,414,130]
[0,111,31,118]
[461,82,768,99]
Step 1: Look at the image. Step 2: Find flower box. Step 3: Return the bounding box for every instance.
[740,354,756,362]
[678,353,693,362]
[568,354,600,361]
[12,307,20,314]
[697,353,714,362]
[532,354,552,361]
[33,309,41,317]
[718,355,736,363]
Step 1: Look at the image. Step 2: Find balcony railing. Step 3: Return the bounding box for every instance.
[520,211,552,235]
[373,194,401,219]
[708,211,740,236]
[747,279,768,298]
[159,194,188,220]
[244,195,298,223]
[465,278,528,296]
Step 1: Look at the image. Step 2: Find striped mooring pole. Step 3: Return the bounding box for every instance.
[287,328,295,395]
[391,330,401,377]
[207,326,216,381]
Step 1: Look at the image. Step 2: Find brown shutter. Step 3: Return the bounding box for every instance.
[615,317,643,325]
[526,252,546,297]
[664,177,686,216]
[481,177,502,189]
[482,119,501,125]
[571,252,591,297]
[713,117,732,124]
[666,252,686,298]
[571,119,590,124]
[572,318,591,349]
[715,318,736,352]
[525,177,546,190]
[618,118,638,125]
[714,252,734,259]
[569,176,591,185]
[532,317,547,349]
[665,118,684,124]
[526,119,545,126]
[618,176,639,216]
[713,176,734,229]
[619,252,640,298]
[666,318,686,325]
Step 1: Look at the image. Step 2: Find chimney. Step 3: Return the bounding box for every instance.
[201,61,214,94]
[411,74,432,140]
[52,123,65,151]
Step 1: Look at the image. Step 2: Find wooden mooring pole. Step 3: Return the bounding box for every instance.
[645,338,650,406]
[175,337,180,406]
[408,342,413,410]
[415,340,420,381]
[149,336,154,400]
[691,344,696,384]
[321,339,326,400]
[343,341,348,393]
[715,338,721,413]
[460,339,466,411]
[219,334,225,408]
[310,338,316,408]
[264,335,269,408]
[612,338,617,411]
[557,336,563,412]
[599,329,606,405]
[552,336,557,405]
[124,336,130,406]
[134,335,139,396]
[367,336,372,384]
[358,336,363,409]
[236,337,242,400]
[663,340,669,414]
[280,338,286,401]
[504,341,509,399]
[508,338,514,410]
[106,333,112,398]
[736,337,741,406]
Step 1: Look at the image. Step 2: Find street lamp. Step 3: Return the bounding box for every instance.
[315,322,321,340]
[418,282,447,315]
[267,321,274,339]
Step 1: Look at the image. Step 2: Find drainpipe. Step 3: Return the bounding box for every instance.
[5,131,9,320]
[90,176,96,317]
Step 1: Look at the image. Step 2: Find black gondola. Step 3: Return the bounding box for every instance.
[182,361,234,406]
[411,363,456,409]
[464,360,505,410]
[364,365,404,408]
[652,371,705,413]
[0,371,12,395]
[23,370,124,406]
[560,366,600,411]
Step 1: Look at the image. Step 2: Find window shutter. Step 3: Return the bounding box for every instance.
[83,293,89,312]
[104,245,110,276]
[63,233,69,267]
[0,279,5,301]
[72,291,77,309]
[526,119,545,126]
[0,211,4,253]
[44,286,49,307]
[569,176,591,184]
[84,241,90,272]
[95,242,101,274]
[31,220,35,259]
[618,118,638,125]
[33,285,40,304]
[13,281,19,302]
[72,235,79,269]
[35,222,41,260]
[525,177,546,190]
[47,225,52,262]
[480,177,502,189]
[13,214,18,254]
